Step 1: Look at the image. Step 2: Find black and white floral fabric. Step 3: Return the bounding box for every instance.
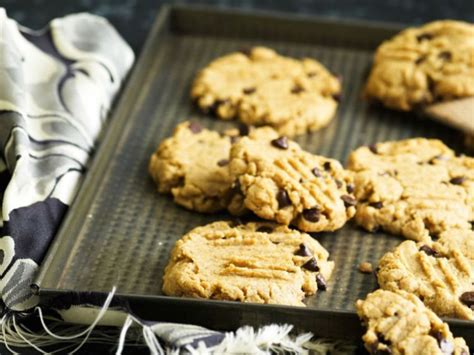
[0,10,333,353]
[0,8,134,311]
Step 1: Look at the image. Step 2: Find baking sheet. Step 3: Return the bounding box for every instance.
[35,5,473,342]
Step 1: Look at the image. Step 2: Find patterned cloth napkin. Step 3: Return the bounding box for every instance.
[0,9,354,353]
[0,8,133,311]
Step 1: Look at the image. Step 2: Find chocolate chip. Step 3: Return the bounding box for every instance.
[419,245,439,257]
[231,179,242,196]
[217,159,229,167]
[233,179,241,190]
[216,98,230,106]
[312,167,322,177]
[239,48,252,56]
[295,243,312,257]
[429,154,449,164]
[257,226,273,233]
[291,85,305,94]
[302,257,319,272]
[346,184,355,194]
[415,55,426,65]
[238,124,250,136]
[450,176,465,185]
[377,333,393,347]
[176,176,185,187]
[203,99,230,115]
[438,51,452,61]
[316,274,327,290]
[307,71,317,78]
[332,93,342,102]
[243,87,256,95]
[323,161,331,171]
[369,201,383,209]
[277,189,291,208]
[188,122,202,134]
[271,136,289,149]
[416,33,433,42]
[302,208,321,222]
[369,144,378,154]
[230,136,240,144]
[341,195,357,207]
[430,329,444,344]
[335,179,343,188]
[430,330,453,354]
[460,291,474,307]
[427,76,436,96]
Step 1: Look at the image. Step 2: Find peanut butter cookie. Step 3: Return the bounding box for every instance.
[162,221,334,306]
[348,138,473,242]
[365,20,474,111]
[149,121,237,213]
[377,229,474,320]
[192,47,341,137]
[230,127,356,232]
[356,289,469,355]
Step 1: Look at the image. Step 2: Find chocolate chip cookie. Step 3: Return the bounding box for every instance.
[162,221,334,306]
[191,46,341,137]
[229,127,356,232]
[377,228,474,320]
[347,138,474,242]
[364,20,474,111]
[356,289,469,355]
[149,121,238,213]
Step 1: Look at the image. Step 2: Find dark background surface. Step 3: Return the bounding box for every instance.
[1,0,473,354]
[3,0,474,54]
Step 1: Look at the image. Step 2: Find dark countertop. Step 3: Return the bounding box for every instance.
[4,0,474,53]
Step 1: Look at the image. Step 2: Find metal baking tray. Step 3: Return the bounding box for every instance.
[35,5,473,343]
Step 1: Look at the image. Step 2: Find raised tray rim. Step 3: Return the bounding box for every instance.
[34,4,474,343]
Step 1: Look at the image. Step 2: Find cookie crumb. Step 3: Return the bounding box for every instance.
[359,261,373,274]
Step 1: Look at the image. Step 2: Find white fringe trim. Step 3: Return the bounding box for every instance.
[0,287,356,354]
[188,324,313,354]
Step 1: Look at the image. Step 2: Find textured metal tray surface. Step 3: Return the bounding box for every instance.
[36,5,472,339]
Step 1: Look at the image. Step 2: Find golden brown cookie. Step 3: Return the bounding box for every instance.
[148,121,237,213]
[347,138,474,242]
[162,221,334,306]
[364,20,474,111]
[191,47,341,137]
[229,127,356,232]
[356,289,469,355]
[377,229,474,320]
